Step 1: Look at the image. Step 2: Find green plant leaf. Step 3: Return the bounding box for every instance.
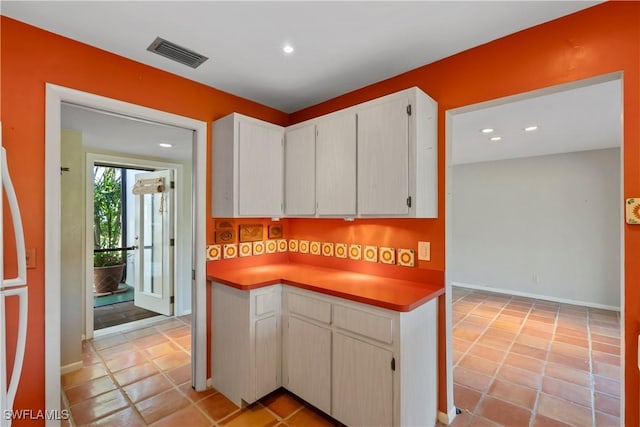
[93,166,123,266]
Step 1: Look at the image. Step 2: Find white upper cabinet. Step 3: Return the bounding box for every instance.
[212,113,284,217]
[357,96,410,216]
[213,87,436,219]
[357,88,437,218]
[284,124,316,216]
[316,114,357,216]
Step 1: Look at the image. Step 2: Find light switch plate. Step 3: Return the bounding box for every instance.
[418,241,431,261]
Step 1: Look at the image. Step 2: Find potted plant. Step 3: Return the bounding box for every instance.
[93,166,125,293]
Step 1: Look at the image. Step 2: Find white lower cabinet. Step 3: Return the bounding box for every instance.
[285,317,331,414]
[332,332,393,426]
[282,287,438,427]
[212,283,437,426]
[255,315,279,399]
[211,283,281,407]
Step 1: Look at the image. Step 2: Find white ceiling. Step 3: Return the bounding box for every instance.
[6,1,620,164]
[61,104,194,161]
[3,1,600,113]
[451,78,622,165]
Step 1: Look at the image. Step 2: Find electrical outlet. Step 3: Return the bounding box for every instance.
[26,248,36,269]
[418,241,431,261]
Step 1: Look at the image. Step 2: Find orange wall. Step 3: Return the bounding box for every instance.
[2,0,640,424]
[0,16,288,423]
[288,1,640,423]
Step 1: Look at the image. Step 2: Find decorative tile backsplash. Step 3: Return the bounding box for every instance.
[239,242,252,257]
[310,241,321,256]
[208,239,418,268]
[379,247,396,265]
[266,240,278,254]
[397,248,415,267]
[207,244,221,261]
[253,241,265,256]
[348,244,362,261]
[322,242,334,257]
[223,244,237,259]
[364,245,378,263]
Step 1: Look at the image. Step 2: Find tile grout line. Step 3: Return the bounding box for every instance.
[154,324,221,427]
[92,316,251,427]
[456,292,537,425]
[71,318,197,426]
[452,288,620,426]
[452,291,504,426]
[528,301,559,427]
[121,318,206,426]
[88,336,145,425]
[474,295,539,425]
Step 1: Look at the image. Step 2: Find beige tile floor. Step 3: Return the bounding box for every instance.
[61,315,341,426]
[451,287,621,427]
[62,287,621,426]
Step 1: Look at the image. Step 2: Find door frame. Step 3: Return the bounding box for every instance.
[45,84,208,418]
[85,155,185,337]
[443,72,624,424]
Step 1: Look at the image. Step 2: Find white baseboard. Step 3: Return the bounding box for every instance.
[438,406,458,425]
[60,361,83,375]
[452,281,620,311]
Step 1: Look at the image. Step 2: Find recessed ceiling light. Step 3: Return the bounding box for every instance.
[283,44,294,54]
[490,136,502,141]
[524,125,539,132]
[481,128,494,134]
[159,143,173,148]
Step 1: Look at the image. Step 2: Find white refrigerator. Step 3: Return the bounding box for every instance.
[0,146,28,427]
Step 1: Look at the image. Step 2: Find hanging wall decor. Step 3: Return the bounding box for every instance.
[214,219,236,243]
[268,224,283,239]
[626,198,640,224]
[239,224,263,242]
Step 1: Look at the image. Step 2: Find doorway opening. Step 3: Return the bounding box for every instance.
[444,73,624,425]
[92,163,172,331]
[46,83,209,415]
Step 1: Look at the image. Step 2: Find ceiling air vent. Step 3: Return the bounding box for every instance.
[147,36,208,69]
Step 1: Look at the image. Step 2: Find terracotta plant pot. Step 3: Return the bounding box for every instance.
[94,264,125,293]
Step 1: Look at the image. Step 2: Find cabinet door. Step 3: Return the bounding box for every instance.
[357,97,410,215]
[332,333,393,427]
[238,119,283,216]
[284,125,316,216]
[316,114,356,216]
[286,317,331,414]
[255,315,279,400]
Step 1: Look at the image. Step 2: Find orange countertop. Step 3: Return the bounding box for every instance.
[206,262,444,312]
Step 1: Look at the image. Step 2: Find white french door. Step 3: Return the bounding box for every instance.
[132,169,174,316]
